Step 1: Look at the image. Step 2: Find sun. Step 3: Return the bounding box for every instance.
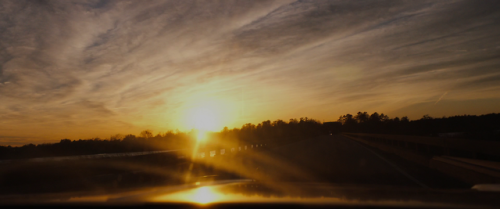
[189,104,219,131]
[184,98,227,132]
[178,96,238,140]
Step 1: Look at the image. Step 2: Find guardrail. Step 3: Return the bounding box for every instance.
[195,143,267,159]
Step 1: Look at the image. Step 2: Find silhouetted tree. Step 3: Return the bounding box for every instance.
[1,113,499,160]
[140,130,153,138]
[355,112,369,123]
[335,112,500,140]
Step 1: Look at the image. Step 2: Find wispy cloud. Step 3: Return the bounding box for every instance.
[435,91,448,105]
[1,0,500,144]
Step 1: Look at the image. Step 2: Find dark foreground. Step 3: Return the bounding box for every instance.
[248,134,468,188]
[2,134,491,208]
[0,135,469,195]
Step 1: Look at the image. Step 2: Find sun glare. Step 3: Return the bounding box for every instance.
[153,186,223,204]
[196,130,207,142]
[192,187,219,204]
[190,104,219,131]
[151,185,347,204]
[182,97,236,132]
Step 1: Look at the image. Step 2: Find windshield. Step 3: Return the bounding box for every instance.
[1,0,500,208]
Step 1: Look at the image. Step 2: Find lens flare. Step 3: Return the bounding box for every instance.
[197,130,207,142]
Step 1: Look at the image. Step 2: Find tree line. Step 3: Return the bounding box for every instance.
[337,112,500,139]
[0,118,326,160]
[0,131,193,160]
[209,117,326,148]
[1,113,499,160]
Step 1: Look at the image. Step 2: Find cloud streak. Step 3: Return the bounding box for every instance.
[1,0,500,145]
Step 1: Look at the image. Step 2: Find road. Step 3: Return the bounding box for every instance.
[0,134,468,196]
[232,134,467,189]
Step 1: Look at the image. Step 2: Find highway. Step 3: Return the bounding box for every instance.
[229,134,468,189]
[0,134,471,197]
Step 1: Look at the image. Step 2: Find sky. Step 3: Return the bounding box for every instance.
[1,0,500,145]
